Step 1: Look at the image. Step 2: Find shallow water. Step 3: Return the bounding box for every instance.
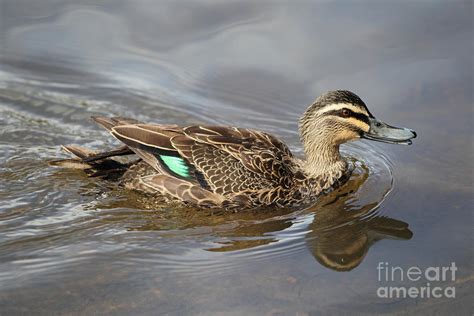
[0,1,472,315]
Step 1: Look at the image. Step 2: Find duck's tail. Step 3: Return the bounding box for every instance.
[49,116,141,179]
[49,145,137,179]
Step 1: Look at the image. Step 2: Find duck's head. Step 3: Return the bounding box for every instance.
[299,90,417,149]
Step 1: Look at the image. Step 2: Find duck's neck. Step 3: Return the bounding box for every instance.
[302,142,347,183]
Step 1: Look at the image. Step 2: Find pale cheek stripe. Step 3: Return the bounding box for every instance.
[324,117,370,132]
[345,117,370,131]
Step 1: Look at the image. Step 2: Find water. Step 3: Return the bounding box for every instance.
[0,1,472,315]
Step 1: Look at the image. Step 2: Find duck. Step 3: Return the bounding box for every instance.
[50,90,416,209]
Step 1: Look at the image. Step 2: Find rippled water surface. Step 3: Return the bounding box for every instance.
[0,1,472,315]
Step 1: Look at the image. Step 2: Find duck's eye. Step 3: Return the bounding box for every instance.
[341,109,350,117]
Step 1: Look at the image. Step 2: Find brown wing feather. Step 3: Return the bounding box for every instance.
[109,125,184,177]
[181,126,296,185]
[92,116,145,131]
[111,125,179,152]
[171,135,275,194]
[90,117,183,177]
[92,118,296,199]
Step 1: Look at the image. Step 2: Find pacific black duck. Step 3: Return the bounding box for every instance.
[50,90,416,209]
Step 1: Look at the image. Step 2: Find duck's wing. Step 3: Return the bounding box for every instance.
[180,125,298,187]
[106,120,298,197]
[92,116,181,174]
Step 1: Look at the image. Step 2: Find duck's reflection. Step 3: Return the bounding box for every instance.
[305,210,412,271]
[205,204,412,271]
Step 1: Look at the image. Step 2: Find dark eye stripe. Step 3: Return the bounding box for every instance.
[351,112,370,125]
[324,109,369,125]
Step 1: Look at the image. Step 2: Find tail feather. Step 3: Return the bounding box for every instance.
[49,145,98,169]
[49,145,135,180]
[61,145,96,159]
[82,146,134,163]
[48,158,92,170]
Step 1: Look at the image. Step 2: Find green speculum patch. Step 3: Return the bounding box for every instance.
[160,155,190,178]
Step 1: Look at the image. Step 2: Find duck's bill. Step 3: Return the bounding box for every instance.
[362,118,417,145]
